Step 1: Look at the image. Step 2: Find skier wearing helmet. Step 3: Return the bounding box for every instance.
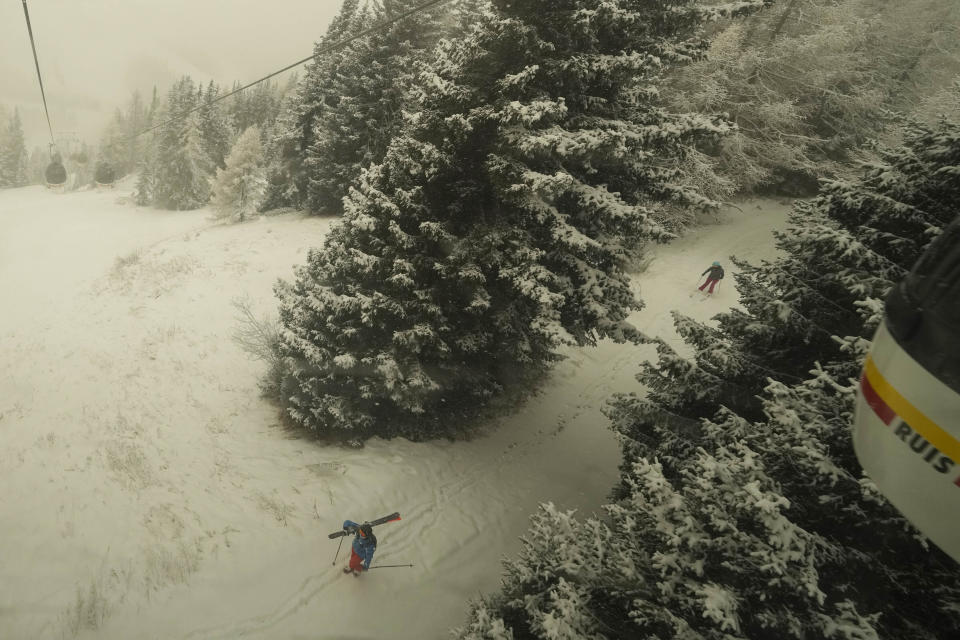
[342,520,377,576]
[698,261,725,294]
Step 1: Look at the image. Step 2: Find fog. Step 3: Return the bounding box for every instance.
[0,0,340,149]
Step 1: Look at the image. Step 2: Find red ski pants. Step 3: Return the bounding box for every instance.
[348,548,364,572]
[699,278,719,293]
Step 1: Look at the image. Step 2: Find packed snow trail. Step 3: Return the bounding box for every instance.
[0,184,789,639]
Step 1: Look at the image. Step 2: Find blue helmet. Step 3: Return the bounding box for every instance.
[712,261,720,266]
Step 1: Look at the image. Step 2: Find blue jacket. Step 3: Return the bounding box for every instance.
[343,520,377,569]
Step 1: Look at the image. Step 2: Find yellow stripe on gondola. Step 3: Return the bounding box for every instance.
[864,357,960,465]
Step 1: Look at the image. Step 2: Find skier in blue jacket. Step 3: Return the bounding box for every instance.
[342,520,377,576]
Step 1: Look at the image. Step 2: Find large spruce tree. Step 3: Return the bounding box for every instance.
[458,115,960,637]
[275,0,762,440]
[140,77,218,210]
[144,76,215,210]
[262,0,364,211]
[303,0,448,214]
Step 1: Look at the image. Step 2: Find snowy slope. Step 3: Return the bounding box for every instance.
[0,184,789,639]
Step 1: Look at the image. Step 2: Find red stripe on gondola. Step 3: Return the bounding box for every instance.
[860,372,896,425]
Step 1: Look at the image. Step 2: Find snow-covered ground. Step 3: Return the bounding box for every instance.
[0,183,789,639]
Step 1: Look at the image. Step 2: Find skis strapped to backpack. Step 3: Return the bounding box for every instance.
[327,512,401,539]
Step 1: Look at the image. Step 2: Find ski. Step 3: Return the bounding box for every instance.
[327,511,401,538]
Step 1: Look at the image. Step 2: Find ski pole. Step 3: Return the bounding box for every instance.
[369,564,414,569]
[332,536,344,566]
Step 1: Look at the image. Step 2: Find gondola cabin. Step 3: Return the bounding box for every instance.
[45,152,67,188]
[854,217,960,562]
[95,161,116,188]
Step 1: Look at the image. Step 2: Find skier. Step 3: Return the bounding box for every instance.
[342,520,377,576]
[698,261,724,295]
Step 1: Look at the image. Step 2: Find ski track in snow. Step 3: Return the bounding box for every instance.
[0,185,789,639]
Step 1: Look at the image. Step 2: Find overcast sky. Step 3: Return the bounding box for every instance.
[0,1,341,150]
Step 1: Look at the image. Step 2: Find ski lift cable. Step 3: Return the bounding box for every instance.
[131,0,455,141]
[20,0,56,147]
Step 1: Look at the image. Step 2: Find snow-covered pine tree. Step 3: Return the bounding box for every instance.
[304,0,449,214]
[262,0,363,211]
[458,409,959,637]
[148,77,214,210]
[227,79,283,134]
[299,1,373,214]
[0,109,28,188]
[275,0,763,440]
[260,93,304,211]
[211,125,267,222]
[456,451,885,639]
[198,81,234,170]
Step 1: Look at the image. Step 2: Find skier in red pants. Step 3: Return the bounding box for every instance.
[699,261,724,294]
[342,520,377,576]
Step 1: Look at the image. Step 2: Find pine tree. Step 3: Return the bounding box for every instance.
[262,0,364,211]
[261,92,305,211]
[456,456,885,639]
[211,126,267,222]
[0,109,28,188]
[146,77,215,210]
[275,0,763,440]
[198,81,234,170]
[304,0,449,214]
[227,79,282,133]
